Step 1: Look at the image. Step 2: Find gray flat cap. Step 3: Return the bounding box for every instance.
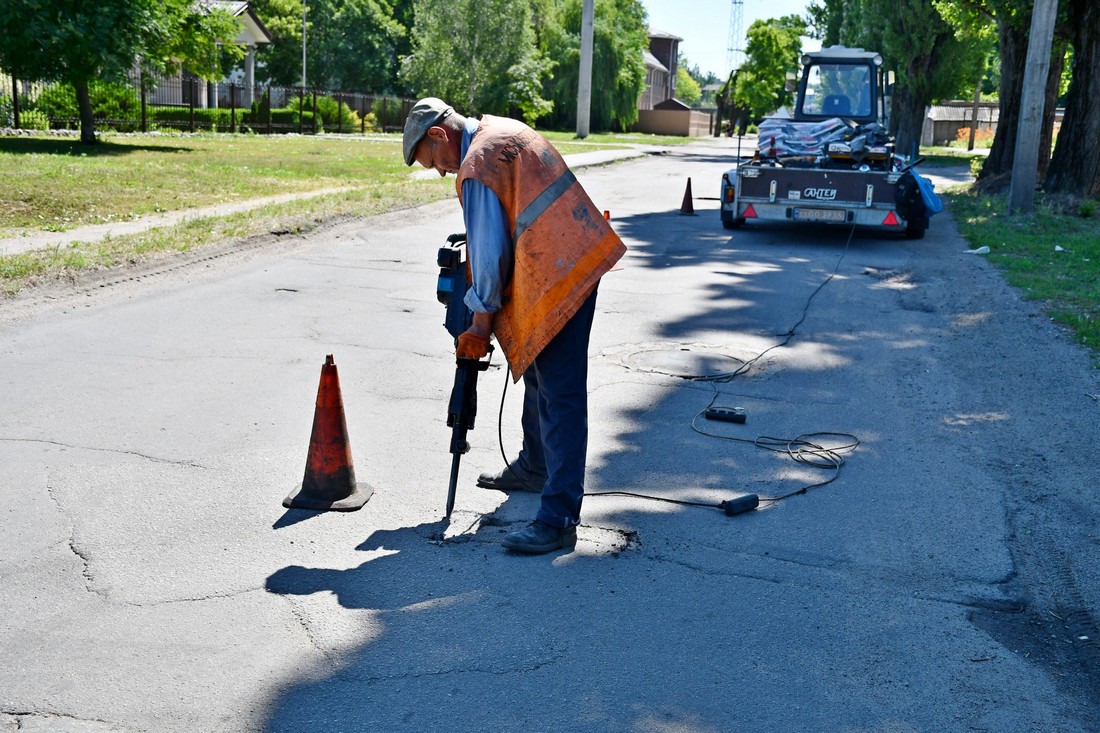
[402,97,454,166]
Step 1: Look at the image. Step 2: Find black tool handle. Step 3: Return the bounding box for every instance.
[443,354,492,519]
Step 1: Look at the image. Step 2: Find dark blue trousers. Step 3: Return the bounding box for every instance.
[515,288,598,528]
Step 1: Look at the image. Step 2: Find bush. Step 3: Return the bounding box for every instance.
[368,96,407,131]
[151,106,236,131]
[27,83,77,121]
[290,94,359,132]
[969,156,984,179]
[0,93,12,127]
[28,81,141,131]
[19,109,50,131]
[241,107,321,132]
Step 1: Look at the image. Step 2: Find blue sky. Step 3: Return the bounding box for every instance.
[641,0,819,78]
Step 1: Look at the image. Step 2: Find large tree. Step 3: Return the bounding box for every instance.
[0,0,239,144]
[247,0,308,86]
[309,0,404,91]
[250,0,405,91]
[733,15,807,119]
[400,0,552,123]
[954,1,1045,190]
[932,0,1071,194]
[807,0,844,46]
[676,65,702,107]
[850,0,981,157]
[536,0,648,132]
[810,0,984,157]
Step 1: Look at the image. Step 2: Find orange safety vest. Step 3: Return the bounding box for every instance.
[456,115,626,380]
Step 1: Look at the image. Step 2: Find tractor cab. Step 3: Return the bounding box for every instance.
[793,46,887,127]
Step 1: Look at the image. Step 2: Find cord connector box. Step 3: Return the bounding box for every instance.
[704,406,746,424]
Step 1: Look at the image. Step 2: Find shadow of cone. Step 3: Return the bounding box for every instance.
[680,178,695,215]
[282,354,373,511]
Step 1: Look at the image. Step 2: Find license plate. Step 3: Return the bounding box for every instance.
[793,207,847,223]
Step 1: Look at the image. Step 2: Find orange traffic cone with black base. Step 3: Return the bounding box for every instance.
[283,354,373,511]
[680,178,695,215]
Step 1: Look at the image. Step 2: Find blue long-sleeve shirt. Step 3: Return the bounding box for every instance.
[459,117,512,314]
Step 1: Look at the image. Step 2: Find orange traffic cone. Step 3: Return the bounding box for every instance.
[282,354,373,511]
[680,178,695,215]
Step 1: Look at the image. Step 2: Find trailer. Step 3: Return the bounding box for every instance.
[720,46,933,239]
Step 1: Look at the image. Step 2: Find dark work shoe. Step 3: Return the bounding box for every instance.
[502,520,578,554]
[477,464,546,493]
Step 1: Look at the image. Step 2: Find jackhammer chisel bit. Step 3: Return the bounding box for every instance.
[445,354,491,519]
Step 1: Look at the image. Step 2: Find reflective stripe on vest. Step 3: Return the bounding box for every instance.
[514,169,577,243]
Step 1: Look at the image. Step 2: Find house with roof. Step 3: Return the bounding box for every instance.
[149,0,272,109]
[636,28,711,136]
[639,29,680,111]
[214,0,272,106]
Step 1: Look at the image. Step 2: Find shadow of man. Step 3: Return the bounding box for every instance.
[261,515,588,731]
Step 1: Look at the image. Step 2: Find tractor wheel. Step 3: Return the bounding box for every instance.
[905,216,929,240]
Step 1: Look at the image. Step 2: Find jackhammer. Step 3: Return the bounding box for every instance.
[436,233,493,519]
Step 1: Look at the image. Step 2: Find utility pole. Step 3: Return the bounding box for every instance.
[576,0,594,139]
[968,63,983,152]
[1008,0,1059,215]
[301,0,308,89]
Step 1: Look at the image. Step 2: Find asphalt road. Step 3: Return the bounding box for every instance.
[1,137,1098,733]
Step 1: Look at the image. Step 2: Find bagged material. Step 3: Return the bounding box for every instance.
[914,172,943,214]
[756,117,851,158]
[895,170,943,220]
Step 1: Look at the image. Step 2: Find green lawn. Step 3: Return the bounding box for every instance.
[0,133,418,235]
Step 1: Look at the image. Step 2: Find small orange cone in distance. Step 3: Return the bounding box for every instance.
[283,354,373,511]
[680,178,695,215]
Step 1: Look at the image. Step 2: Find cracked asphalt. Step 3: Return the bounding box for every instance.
[1,137,1098,732]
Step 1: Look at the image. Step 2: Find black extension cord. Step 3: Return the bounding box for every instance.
[486,223,863,517]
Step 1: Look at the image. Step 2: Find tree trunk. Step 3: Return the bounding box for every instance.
[1044,0,1100,198]
[75,79,97,145]
[1037,39,1067,182]
[891,86,926,161]
[979,17,1027,190]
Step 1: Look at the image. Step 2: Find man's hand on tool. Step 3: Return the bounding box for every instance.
[457,331,490,359]
[456,312,494,359]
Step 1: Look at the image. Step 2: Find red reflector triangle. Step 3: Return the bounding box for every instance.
[744,204,757,219]
[882,211,900,226]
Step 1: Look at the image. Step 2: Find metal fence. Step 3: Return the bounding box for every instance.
[1,70,416,135]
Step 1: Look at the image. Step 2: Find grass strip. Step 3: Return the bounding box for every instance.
[949,191,1100,361]
[0,179,453,294]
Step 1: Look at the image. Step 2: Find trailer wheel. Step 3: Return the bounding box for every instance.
[905,216,929,240]
[722,217,745,230]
